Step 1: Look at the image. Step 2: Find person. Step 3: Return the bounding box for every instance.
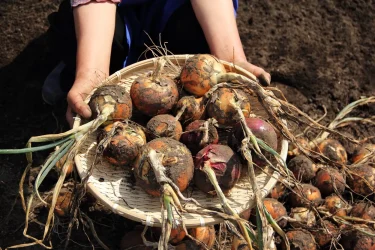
[43,0,271,127]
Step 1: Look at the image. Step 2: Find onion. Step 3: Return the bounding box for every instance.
[324,195,349,217]
[47,189,72,217]
[351,143,375,164]
[180,119,219,155]
[289,184,322,207]
[268,182,288,200]
[347,164,375,196]
[229,117,278,167]
[133,138,194,197]
[89,85,132,124]
[194,144,241,195]
[188,226,216,249]
[130,60,179,116]
[288,137,311,157]
[55,152,74,176]
[206,87,251,126]
[310,220,338,247]
[287,154,317,182]
[339,226,375,250]
[316,138,347,165]
[350,202,375,221]
[289,207,316,227]
[250,198,288,228]
[174,96,206,122]
[314,167,346,197]
[282,229,316,250]
[146,114,183,140]
[97,122,146,167]
[180,54,226,96]
[152,225,186,245]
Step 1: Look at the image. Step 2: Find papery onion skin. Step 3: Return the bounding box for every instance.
[130,75,179,117]
[180,54,226,96]
[194,144,242,195]
[133,138,194,197]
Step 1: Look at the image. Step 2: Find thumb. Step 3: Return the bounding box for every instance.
[67,91,92,119]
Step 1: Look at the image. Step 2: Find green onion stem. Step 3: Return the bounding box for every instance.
[34,139,75,203]
[0,136,73,154]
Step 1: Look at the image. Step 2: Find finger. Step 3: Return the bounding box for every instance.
[259,73,271,86]
[240,63,271,86]
[67,92,92,119]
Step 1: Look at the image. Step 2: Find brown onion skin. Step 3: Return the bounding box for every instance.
[317,138,347,165]
[130,75,179,117]
[288,137,311,157]
[287,154,316,182]
[351,143,375,164]
[133,138,194,197]
[314,167,346,197]
[289,184,323,207]
[250,198,288,228]
[152,225,186,245]
[174,96,206,122]
[146,114,183,140]
[180,120,219,155]
[55,152,74,175]
[194,144,242,195]
[97,123,146,167]
[282,230,316,250]
[89,85,132,123]
[310,220,338,247]
[229,117,278,167]
[47,189,72,217]
[339,227,375,250]
[206,87,251,127]
[351,202,375,221]
[347,164,375,196]
[180,54,226,96]
[97,122,147,143]
[188,226,215,249]
[289,207,316,228]
[324,195,349,217]
[268,182,288,200]
[265,199,287,228]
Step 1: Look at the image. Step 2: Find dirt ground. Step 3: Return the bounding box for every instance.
[0,0,374,249]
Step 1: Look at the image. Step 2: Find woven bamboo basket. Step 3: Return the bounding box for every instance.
[74,54,288,228]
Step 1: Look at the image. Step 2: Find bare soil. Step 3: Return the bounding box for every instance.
[1,0,374,249]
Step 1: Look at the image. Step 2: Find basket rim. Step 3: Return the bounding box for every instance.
[102,54,258,86]
[74,54,288,228]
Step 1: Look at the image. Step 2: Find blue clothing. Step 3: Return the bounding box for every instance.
[119,0,239,66]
